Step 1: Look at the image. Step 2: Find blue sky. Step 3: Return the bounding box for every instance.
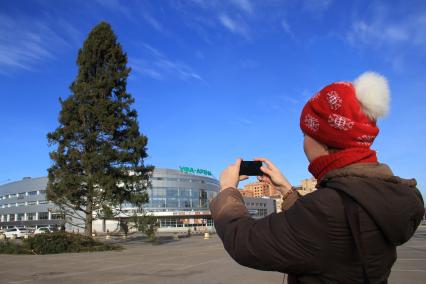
[1,0,425,197]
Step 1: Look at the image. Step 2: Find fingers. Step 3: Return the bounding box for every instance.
[260,166,274,176]
[235,158,242,168]
[257,175,271,183]
[253,157,277,170]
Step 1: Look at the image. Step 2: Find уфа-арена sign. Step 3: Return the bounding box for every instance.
[179,167,212,176]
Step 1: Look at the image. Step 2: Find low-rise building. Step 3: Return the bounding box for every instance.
[243,197,276,219]
[243,182,281,197]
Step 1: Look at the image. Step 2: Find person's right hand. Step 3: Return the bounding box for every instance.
[254,157,292,195]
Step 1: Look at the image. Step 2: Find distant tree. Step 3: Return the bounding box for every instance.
[47,22,153,236]
[131,211,159,242]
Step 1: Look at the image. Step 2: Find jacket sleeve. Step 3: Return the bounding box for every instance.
[281,190,300,211]
[209,187,326,274]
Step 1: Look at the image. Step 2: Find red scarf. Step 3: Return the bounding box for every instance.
[308,148,378,181]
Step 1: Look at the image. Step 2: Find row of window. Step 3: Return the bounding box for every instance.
[158,217,214,228]
[152,177,219,186]
[245,202,268,207]
[0,190,46,200]
[1,200,52,208]
[144,188,216,209]
[0,212,63,222]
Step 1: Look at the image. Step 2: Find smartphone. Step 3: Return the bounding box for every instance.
[239,161,263,176]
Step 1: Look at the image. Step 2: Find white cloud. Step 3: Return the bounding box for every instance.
[303,0,332,13]
[0,14,73,73]
[130,43,204,82]
[96,0,134,21]
[230,0,253,14]
[347,13,426,48]
[238,118,253,125]
[143,12,164,32]
[219,14,249,38]
[281,19,294,37]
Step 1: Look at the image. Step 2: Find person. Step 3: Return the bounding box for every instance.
[209,72,425,283]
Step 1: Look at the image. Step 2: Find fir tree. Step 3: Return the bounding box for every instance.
[47,22,153,236]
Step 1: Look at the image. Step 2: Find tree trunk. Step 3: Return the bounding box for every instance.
[85,202,93,236]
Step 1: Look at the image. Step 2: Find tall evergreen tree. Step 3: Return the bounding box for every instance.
[47,22,153,236]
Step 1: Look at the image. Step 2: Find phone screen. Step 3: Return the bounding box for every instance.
[239,161,263,176]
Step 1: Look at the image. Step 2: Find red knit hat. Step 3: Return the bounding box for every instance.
[300,72,390,149]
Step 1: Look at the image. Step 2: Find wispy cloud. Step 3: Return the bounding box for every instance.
[96,0,134,21]
[0,14,74,73]
[303,0,333,13]
[281,19,294,38]
[345,5,426,70]
[96,0,164,32]
[142,12,164,32]
[130,43,204,82]
[237,118,253,125]
[219,14,250,38]
[230,0,253,14]
[347,14,426,48]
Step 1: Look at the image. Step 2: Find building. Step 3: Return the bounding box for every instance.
[241,178,318,213]
[0,177,63,230]
[298,178,317,196]
[98,168,220,233]
[243,182,281,198]
[0,168,220,233]
[239,188,254,197]
[243,197,276,219]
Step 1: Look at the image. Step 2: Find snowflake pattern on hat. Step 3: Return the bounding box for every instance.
[304,114,320,132]
[326,91,342,110]
[356,135,375,146]
[328,114,354,131]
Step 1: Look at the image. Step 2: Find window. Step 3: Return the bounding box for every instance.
[9,214,15,221]
[17,202,25,207]
[51,213,63,220]
[17,192,25,199]
[28,191,37,196]
[38,200,48,205]
[38,212,49,220]
[27,213,35,221]
[17,213,25,221]
[39,190,47,195]
[199,189,208,208]
[27,201,36,206]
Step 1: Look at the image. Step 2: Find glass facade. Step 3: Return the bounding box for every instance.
[144,187,216,211]
[108,168,220,231]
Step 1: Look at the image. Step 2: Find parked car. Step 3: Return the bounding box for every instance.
[4,227,31,239]
[33,227,58,235]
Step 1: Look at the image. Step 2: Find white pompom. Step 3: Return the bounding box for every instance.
[353,71,390,120]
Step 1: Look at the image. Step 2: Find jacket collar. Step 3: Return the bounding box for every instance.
[317,163,417,188]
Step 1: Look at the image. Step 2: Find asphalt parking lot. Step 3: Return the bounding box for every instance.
[0,226,425,284]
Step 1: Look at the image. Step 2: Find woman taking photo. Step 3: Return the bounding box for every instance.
[210,72,424,283]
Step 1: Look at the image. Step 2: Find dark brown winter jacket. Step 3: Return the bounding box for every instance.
[209,163,425,283]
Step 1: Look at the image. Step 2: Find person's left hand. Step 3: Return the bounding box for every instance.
[219,158,248,191]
